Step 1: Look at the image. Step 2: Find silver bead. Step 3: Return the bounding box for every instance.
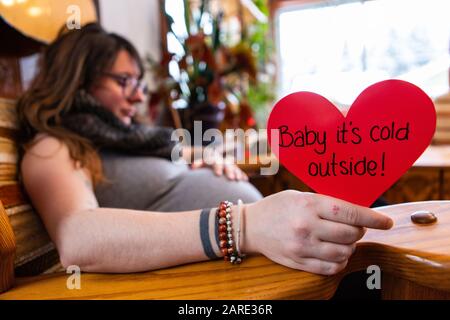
[228,239,234,246]
[226,221,232,226]
[227,233,232,238]
[230,256,236,262]
[227,226,232,232]
[226,214,231,219]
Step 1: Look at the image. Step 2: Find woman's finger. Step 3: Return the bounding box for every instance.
[313,242,356,263]
[190,160,203,169]
[294,257,349,275]
[292,238,356,263]
[315,220,366,244]
[233,167,241,181]
[315,195,393,230]
[213,163,223,176]
[236,168,248,181]
[224,164,235,180]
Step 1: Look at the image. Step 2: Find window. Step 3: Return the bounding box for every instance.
[276,0,450,107]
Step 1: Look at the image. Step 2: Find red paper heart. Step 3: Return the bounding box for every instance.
[267,80,436,206]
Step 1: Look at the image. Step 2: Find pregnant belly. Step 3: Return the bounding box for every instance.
[94,152,189,210]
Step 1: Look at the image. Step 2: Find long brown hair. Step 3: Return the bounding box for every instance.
[17,23,144,185]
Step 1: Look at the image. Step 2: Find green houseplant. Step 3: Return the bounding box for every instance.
[148,0,275,138]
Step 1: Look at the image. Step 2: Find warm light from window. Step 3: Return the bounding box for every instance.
[277,0,450,106]
[0,0,15,7]
[0,0,28,6]
[27,5,42,17]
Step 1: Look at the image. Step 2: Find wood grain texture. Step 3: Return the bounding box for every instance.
[445,169,450,199]
[383,167,441,203]
[0,58,22,99]
[382,274,450,299]
[0,200,16,293]
[433,93,450,145]
[8,205,55,267]
[0,98,59,276]
[0,201,449,300]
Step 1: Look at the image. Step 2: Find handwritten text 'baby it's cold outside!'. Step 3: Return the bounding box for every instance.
[276,121,411,177]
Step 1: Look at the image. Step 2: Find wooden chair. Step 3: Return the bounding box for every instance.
[0,17,64,293]
[1,90,450,301]
[1,3,450,300]
[433,92,450,145]
[2,74,449,299]
[1,198,450,299]
[1,71,450,299]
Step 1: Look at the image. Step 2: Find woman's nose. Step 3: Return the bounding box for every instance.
[128,87,146,103]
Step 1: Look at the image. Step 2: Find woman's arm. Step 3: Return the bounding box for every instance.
[21,135,393,275]
[53,207,221,272]
[21,136,224,272]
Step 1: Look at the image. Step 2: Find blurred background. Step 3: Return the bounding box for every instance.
[1,0,450,202]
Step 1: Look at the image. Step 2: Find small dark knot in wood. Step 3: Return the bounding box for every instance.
[411,211,437,225]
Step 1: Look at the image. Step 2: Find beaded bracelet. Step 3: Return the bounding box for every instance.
[217,200,244,264]
[236,199,245,259]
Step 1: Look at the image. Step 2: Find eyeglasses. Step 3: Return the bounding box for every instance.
[102,72,149,99]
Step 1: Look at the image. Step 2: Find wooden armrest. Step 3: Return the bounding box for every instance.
[1,201,449,300]
[0,256,332,300]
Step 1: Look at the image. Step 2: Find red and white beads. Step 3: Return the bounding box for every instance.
[217,201,243,264]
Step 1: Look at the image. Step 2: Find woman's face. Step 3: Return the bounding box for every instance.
[89,50,145,125]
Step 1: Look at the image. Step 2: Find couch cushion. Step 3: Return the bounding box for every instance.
[0,97,61,277]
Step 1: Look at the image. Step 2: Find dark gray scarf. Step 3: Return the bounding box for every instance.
[62,90,179,159]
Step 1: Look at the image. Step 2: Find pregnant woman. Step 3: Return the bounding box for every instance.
[17,23,392,274]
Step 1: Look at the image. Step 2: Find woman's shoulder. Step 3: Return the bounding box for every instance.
[22,133,71,163]
[21,133,87,185]
[27,133,67,154]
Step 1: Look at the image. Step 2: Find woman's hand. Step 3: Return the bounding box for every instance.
[243,190,394,275]
[185,146,248,181]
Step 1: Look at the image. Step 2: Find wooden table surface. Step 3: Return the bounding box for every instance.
[1,201,449,300]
